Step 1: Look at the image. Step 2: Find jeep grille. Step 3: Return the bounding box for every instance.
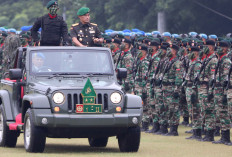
[67,93,109,112]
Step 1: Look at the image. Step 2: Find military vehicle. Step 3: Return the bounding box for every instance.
[0,47,142,153]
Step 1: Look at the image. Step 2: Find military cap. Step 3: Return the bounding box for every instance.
[104,38,112,44]
[47,0,58,9]
[77,7,90,16]
[189,46,200,52]
[218,40,230,47]
[163,32,171,37]
[160,42,169,50]
[205,40,215,46]
[208,34,217,39]
[1,32,7,37]
[21,34,30,39]
[149,40,160,46]
[139,44,148,51]
[170,43,179,51]
[113,38,121,45]
[181,39,189,47]
[144,39,150,44]
[124,38,131,44]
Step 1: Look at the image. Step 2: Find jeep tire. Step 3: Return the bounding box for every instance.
[24,108,46,153]
[118,126,140,152]
[0,105,18,147]
[88,137,108,147]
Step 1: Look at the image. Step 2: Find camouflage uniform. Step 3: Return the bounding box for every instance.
[134,55,149,127]
[185,57,202,140]
[113,48,121,66]
[161,56,182,133]
[117,49,134,93]
[212,53,232,145]
[179,55,190,124]
[198,53,217,141]
[1,34,20,78]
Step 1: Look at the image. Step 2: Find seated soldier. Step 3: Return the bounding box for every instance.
[32,53,52,72]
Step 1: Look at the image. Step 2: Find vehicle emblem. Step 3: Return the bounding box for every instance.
[85,87,91,94]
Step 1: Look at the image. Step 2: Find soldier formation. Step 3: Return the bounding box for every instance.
[101,30,232,146]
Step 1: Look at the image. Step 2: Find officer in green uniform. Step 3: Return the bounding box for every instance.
[70,7,103,47]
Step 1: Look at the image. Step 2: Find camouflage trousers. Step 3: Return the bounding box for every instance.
[179,87,189,118]
[150,86,163,123]
[214,87,231,131]
[186,86,201,129]
[161,86,180,126]
[198,84,215,131]
[135,85,149,123]
[227,88,232,121]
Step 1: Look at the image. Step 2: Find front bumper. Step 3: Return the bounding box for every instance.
[32,108,142,128]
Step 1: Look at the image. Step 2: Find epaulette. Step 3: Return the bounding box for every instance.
[91,23,98,26]
[72,23,79,27]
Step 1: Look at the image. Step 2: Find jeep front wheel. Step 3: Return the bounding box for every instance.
[24,108,46,153]
[88,137,108,147]
[118,126,141,152]
[0,105,18,147]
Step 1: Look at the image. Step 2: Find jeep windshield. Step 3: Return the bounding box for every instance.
[29,50,114,76]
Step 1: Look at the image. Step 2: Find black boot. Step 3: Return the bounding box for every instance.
[165,125,179,136]
[185,129,193,134]
[194,129,202,140]
[201,129,215,142]
[214,126,220,136]
[146,122,160,133]
[155,124,168,135]
[186,129,196,140]
[181,117,189,126]
[201,126,206,135]
[141,122,149,132]
[212,130,230,144]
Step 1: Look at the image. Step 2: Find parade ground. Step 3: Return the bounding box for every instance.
[0,125,231,157]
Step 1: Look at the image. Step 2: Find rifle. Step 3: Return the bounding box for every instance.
[226,64,232,90]
[210,59,221,90]
[158,60,170,89]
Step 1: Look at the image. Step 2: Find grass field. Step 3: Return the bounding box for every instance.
[1,125,232,157]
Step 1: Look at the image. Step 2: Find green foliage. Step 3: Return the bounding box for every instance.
[0,0,231,35]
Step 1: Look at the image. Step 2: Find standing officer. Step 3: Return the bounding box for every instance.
[70,7,103,47]
[31,0,69,46]
[161,44,182,136]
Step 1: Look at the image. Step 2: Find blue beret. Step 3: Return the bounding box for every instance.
[152,31,160,35]
[163,32,171,37]
[47,0,58,9]
[208,34,217,39]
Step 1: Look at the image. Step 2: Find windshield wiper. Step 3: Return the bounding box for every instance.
[85,73,104,76]
[48,73,81,79]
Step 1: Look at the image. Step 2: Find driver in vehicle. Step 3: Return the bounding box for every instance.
[32,53,52,72]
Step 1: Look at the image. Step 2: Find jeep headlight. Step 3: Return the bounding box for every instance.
[53,92,65,104]
[110,92,122,104]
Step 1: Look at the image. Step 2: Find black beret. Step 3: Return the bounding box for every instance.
[217,41,229,47]
[104,38,112,44]
[170,44,179,51]
[113,38,121,45]
[124,38,131,44]
[139,44,148,51]
[205,40,215,46]
[189,46,200,52]
[143,39,150,44]
[149,40,160,46]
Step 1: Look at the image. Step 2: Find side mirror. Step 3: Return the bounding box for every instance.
[9,69,22,80]
[117,68,127,79]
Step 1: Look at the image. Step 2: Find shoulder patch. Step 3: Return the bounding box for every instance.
[72,23,79,27]
[91,23,98,26]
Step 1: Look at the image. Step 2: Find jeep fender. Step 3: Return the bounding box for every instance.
[0,90,14,120]
[23,94,51,109]
[124,94,142,109]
